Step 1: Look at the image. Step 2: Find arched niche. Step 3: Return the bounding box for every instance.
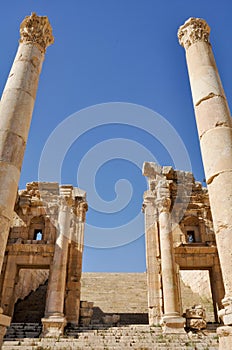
[181,216,201,243]
[29,216,45,241]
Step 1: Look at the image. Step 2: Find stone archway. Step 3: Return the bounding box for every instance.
[12,270,48,323]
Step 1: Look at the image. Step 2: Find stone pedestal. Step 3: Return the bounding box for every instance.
[0,13,53,275]
[41,316,67,338]
[161,315,186,334]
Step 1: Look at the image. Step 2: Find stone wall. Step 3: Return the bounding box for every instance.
[180,270,212,300]
[80,273,149,324]
[14,269,49,303]
[8,271,214,324]
[81,272,214,324]
[180,271,214,321]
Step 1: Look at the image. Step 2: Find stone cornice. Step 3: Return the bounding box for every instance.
[20,12,54,53]
[178,17,210,50]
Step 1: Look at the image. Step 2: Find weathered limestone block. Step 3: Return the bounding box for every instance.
[219,298,232,325]
[79,301,94,327]
[0,308,11,347]
[102,314,120,325]
[187,318,207,330]
[218,326,232,350]
[41,316,66,338]
[80,308,93,318]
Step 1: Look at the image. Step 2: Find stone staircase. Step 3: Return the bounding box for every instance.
[3,324,219,349]
[4,323,42,340]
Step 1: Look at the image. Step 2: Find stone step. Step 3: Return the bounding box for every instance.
[2,329,219,349]
[3,323,219,349]
[4,323,42,340]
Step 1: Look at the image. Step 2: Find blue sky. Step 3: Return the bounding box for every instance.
[1,1,232,272]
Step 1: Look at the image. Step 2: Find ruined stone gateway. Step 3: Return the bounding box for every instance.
[0,13,232,350]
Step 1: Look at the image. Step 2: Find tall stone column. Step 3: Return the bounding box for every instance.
[178,18,232,329]
[143,191,162,325]
[65,195,88,324]
[0,12,53,345]
[0,13,54,274]
[157,180,185,333]
[42,186,72,337]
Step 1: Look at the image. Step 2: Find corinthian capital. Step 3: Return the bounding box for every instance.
[20,12,54,53]
[178,17,210,50]
[157,197,171,213]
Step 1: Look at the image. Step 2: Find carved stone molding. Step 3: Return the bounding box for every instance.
[20,12,54,53]
[178,17,210,50]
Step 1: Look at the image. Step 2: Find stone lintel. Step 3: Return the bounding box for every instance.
[174,245,217,254]
[6,243,54,254]
[178,17,210,49]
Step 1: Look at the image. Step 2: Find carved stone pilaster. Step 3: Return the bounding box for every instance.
[76,201,88,222]
[178,17,210,49]
[156,180,172,213]
[20,12,54,53]
[142,190,157,215]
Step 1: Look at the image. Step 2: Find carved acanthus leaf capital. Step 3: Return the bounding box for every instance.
[75,201,88,222]
[157,197,171,213]
[178,17,210,50]
[20,12,54,53]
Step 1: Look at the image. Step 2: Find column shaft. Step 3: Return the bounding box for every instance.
[143,192,162,325]
[159,211,179,315]
[178,18,232,303]
[0,13,53,345]
[45,203,70,317]
[65,205,86,324]
[0,13,53,274]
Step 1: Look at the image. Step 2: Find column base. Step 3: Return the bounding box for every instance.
[148,307,161,326]
[219,297,232,325]
[0,309,11,347]
[42,315,67,338]
[161,314,186,334]
[217,326,232,350]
